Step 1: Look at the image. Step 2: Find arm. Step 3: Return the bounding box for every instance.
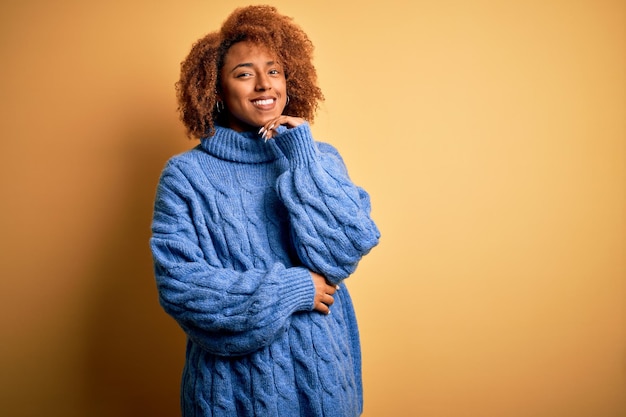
[269,123,380,284]
[150,162,316,356]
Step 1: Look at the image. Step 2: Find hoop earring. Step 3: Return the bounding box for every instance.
[286,95,290,106]
[216,100,224,113]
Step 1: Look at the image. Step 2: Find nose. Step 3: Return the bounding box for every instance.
[255,73,271,91]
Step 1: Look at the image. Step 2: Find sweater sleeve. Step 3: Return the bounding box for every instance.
[272,124,380,284]
[150,161,315,357]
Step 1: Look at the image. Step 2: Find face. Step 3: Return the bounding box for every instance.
[219,41,287,132]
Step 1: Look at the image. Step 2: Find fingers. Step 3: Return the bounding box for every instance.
[310,271,338,315]
[315,301,331,315]
[258,118,283,141]
[323,281,337,296]
[258,116,305,141]
[314,292,334,315]
[321,292,335,307]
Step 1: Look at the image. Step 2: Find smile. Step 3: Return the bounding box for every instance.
[251,98,276,108]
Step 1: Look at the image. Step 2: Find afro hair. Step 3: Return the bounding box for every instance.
[176,5,324,139]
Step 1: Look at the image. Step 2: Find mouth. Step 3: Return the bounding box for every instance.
[251,97,277,110]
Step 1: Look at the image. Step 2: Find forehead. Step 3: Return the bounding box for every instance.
[223,41,278,66]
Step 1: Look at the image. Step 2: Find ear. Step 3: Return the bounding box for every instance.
[214,89,221,102]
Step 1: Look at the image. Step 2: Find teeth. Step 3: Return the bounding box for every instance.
[253,99,273,106]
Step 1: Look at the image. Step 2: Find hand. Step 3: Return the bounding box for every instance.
[310,271,337,315]
[259,115,305,141]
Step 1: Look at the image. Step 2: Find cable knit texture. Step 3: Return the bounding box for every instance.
[150,123,380,417]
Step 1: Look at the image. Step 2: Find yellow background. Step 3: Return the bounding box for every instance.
[1,1,624,416]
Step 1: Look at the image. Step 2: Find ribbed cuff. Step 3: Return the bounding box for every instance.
[278,266,316,312]
[273,123,318,167]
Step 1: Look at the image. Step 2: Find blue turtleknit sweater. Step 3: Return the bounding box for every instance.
[150,123,380,417]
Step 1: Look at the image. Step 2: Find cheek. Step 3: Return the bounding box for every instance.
[278,79,287,93]
[223,87,249,111]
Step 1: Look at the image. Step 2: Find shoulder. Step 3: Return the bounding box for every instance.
[316,141,340,155]
[160,145,205,174]
[156,145,210,189]
[315,140,349,167]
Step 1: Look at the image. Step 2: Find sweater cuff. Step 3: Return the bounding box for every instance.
[273,123,318,166]
[278,266,316,312]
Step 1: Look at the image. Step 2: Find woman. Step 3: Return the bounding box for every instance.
[150,5,380,416]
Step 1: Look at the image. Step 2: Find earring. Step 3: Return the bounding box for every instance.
[215,100,224,113]
[286,95,290,105]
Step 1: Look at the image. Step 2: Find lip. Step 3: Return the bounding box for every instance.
[250,96,277,110]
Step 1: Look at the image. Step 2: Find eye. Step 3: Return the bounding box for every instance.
[236,72,253,78]
[269,69,280,76]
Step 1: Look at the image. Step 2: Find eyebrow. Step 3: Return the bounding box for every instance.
[230,61,276,73]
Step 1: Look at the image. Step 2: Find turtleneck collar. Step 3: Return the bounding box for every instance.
[199,125,287,164]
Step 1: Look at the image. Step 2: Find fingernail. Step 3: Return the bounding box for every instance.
[258,127,265,134]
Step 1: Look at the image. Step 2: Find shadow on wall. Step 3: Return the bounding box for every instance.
[82,122,189,417]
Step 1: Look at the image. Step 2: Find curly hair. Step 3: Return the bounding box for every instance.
[176,5,325,139]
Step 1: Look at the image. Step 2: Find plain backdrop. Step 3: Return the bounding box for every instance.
[1,1,624,416]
